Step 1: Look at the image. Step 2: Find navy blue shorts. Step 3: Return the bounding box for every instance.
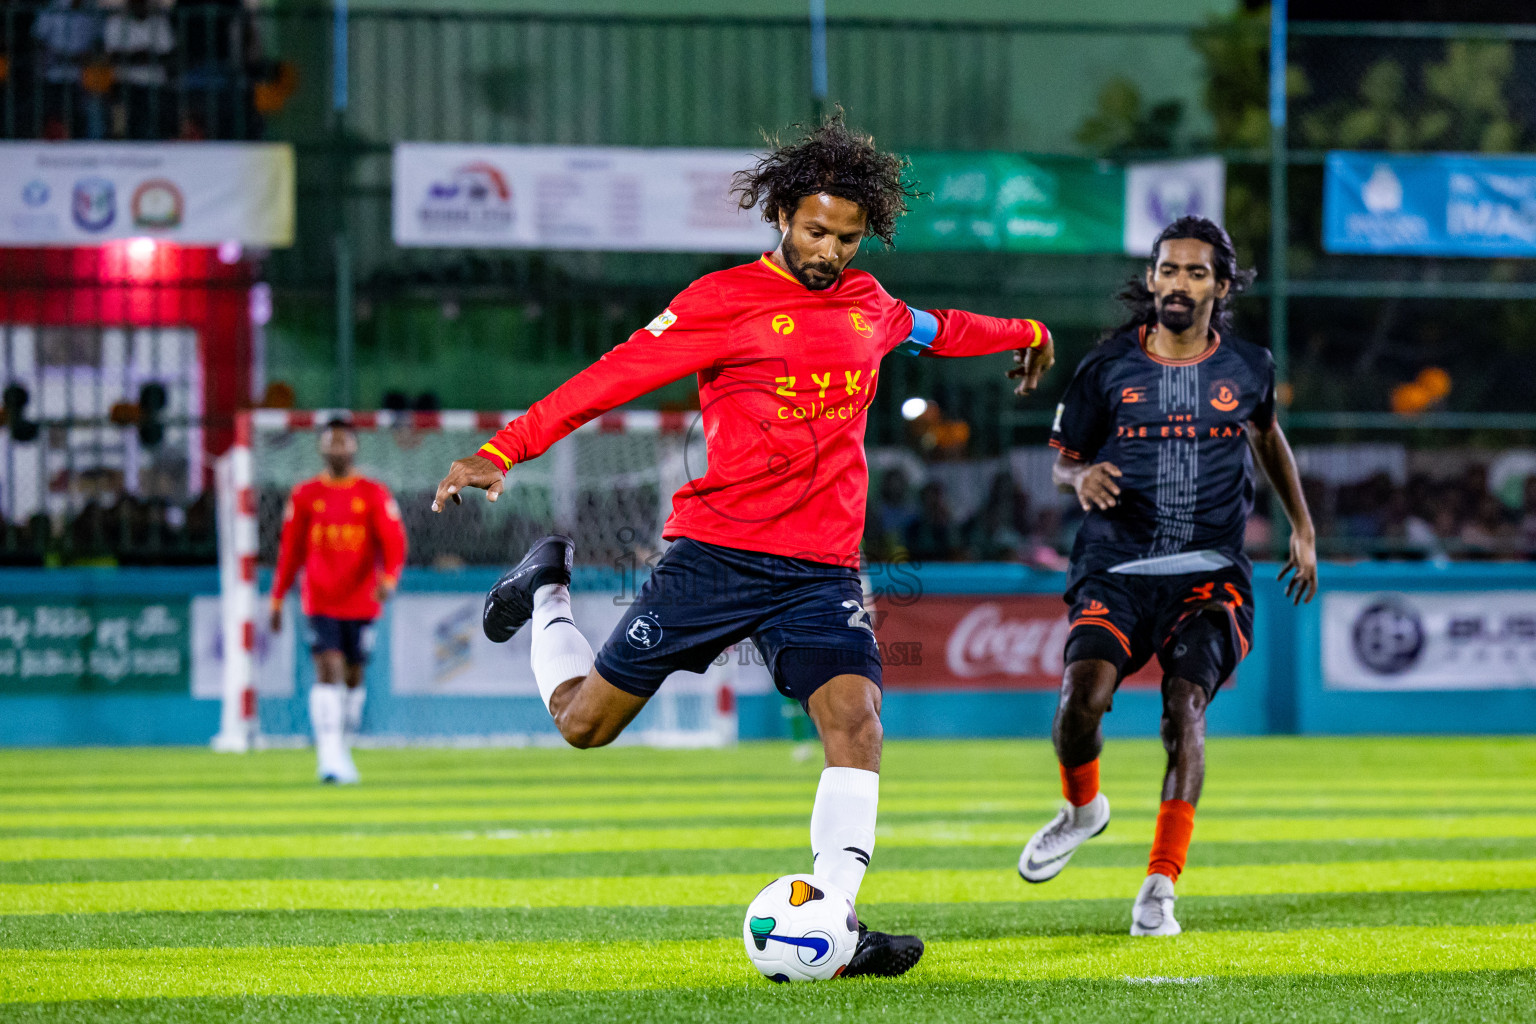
[594,538,882,708]
[306,616,376,666]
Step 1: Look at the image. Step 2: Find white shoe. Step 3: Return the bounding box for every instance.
[1018,792,1110,882]
[317,742,360,785]
[1131,872,1181,936]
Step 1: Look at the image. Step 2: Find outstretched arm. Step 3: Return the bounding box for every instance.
[1248,418,1317,604]
[434,280,728,512]
[896,307,1055,395]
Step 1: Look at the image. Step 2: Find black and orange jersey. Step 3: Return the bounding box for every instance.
[1050,325,1276,590]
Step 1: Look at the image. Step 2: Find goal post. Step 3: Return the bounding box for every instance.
[212,408,742,750]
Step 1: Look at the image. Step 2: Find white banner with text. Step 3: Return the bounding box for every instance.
[0,142,294,246]
[392,143,779,252]
[1322,590,1536,690]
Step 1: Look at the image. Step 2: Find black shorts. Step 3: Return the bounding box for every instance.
[1063,566,1254,697]
[594,538,881,709]
[306,616,376,666]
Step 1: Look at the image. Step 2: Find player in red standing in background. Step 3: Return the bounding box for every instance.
[271,419,407,784]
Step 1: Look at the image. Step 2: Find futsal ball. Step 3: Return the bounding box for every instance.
[742,874,859,982]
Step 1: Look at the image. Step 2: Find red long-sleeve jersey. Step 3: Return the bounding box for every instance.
[476,254,1048,565]
[271,475,407,620]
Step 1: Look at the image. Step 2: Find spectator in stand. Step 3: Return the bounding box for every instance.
[865,468,917,562]
[32,0,105,138]
[960,471,1032,561]
[1461,492,1514,559]
[103,0,174,138]
[904,480,961,562]
[175,0,264,138]
[1516,477,1536,558]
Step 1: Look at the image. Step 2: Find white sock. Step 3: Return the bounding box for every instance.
[810,767,879,900]
[344,686,366,735]
[309,682,346,764]
[530,583,593,713]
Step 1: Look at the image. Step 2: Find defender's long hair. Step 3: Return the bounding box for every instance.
[1107,216,1256,339]
[731,109,920,247]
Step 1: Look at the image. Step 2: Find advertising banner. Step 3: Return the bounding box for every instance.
[388,592,771,697]
[1324,152,1536,257]
[0,142,294,246]
[189,595,295,701]
[900,153,1124,253]
[1323,590,1536,690]
[872,594,1162,690]
[1123,156,1225,256]
[392,144,779,252]
[0,597,189,693]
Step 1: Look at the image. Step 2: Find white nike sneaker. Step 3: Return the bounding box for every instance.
[1130,872,1181,936]
[1018,792,1110,882]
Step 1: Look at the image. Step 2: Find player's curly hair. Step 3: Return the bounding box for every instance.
[1107,216,1257,339]
[732,109,920,247]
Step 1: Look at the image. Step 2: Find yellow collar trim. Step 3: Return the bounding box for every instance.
[759,254,801,285]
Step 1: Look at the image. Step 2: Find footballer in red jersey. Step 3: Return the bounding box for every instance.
[271,419,407,783]
[432,113,1055,977]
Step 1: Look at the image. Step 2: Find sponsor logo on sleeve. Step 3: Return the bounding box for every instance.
[646,309,678,337]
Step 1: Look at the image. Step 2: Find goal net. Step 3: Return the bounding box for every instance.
[212,408,741,751]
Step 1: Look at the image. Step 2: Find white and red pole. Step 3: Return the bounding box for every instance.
[212,411,260,752]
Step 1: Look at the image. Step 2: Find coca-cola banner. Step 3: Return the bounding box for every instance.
[872,594,1161,690]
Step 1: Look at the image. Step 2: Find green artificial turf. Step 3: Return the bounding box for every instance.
[1,738,1533,1020]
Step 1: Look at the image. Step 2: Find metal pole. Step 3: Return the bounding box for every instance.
[332,0,354,407]
[810,0,828,120]
[1268,0,1289,402]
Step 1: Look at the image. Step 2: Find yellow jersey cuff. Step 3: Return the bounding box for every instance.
[478,442,513,471]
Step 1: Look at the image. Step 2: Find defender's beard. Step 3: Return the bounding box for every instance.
[1156,296,1198,333]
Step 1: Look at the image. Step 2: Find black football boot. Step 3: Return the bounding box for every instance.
[482,535,575,643]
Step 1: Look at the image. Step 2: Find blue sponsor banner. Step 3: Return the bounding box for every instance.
[1324,151,1536,257]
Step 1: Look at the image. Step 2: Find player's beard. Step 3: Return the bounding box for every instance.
[781,235,840,291]
[1155,293,1199,334]
[324,456,353,478]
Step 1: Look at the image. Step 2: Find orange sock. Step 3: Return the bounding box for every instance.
[1147,799,1196,882]
[1059,759,1100,807]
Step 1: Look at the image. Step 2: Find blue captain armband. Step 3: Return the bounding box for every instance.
[893,306,938,355]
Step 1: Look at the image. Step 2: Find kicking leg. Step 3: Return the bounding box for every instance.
[483,534,643,748]
[1019,658,1118,882]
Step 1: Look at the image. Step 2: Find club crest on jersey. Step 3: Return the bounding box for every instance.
[771,314,795,335]
[626,614,663,650]
[645,309,677,337]
[848,308,873,338]
[1209,379,1240,412]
